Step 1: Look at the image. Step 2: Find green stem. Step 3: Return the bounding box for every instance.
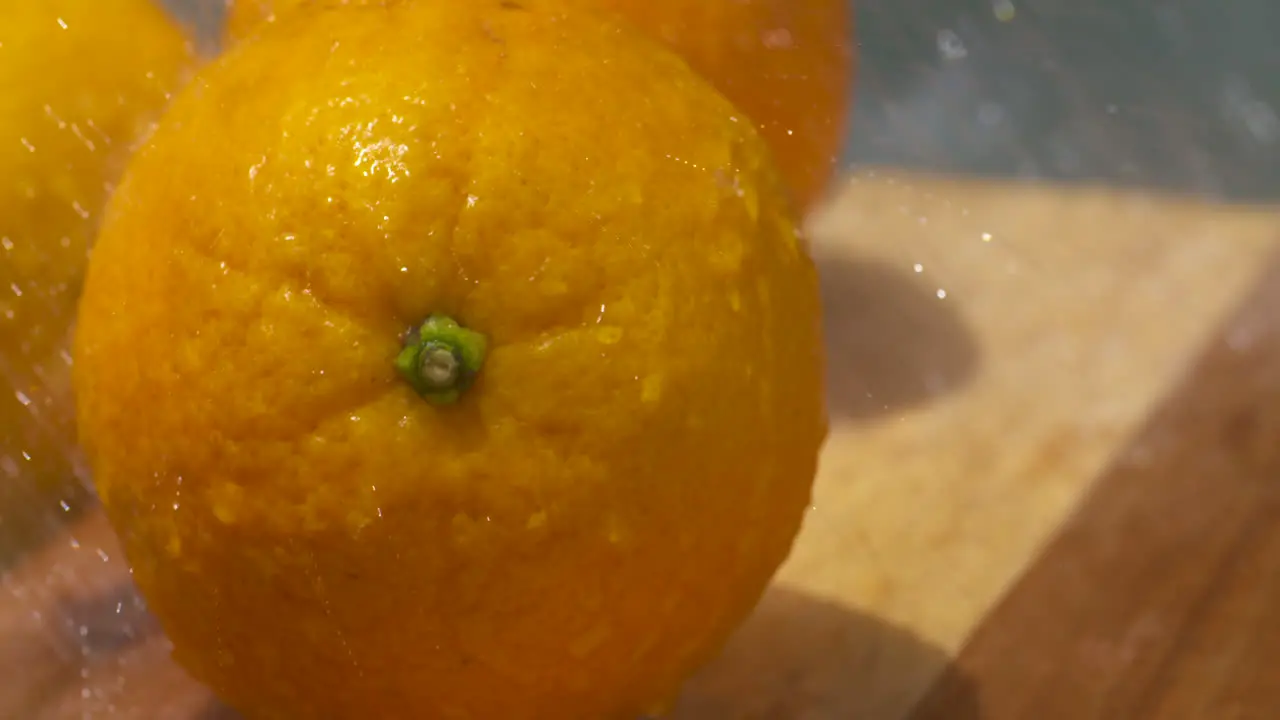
[395,314,487,405]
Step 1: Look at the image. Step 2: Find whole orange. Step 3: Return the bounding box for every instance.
[74,0,827,717]
[223,0,855,212]
[0,0,195,558]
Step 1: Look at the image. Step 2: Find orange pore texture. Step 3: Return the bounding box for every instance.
[224,0,856,212]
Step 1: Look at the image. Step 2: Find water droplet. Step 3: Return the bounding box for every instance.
[761,28,793,49]
[937,29,967,61]
[936,288,948,299]
[1221,76,1279,144]
[913,263,924,273]
[526,511,547,530]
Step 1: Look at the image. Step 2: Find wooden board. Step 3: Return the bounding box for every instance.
[911,254,1280,720]
[2,170,1278,718]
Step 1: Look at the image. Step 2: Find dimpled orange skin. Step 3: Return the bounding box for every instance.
[75,1,827,718]
[224,0,854,213]
[0,0,194,547]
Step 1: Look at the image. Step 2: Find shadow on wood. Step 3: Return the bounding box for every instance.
[818,256,980,422]
[672,585,982,719]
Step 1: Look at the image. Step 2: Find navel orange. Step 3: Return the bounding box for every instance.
[74,1,827,717]
[223,0,855,212]
[0,0,194,557]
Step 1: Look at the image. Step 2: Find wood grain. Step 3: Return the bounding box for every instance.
[912,254,1280,719]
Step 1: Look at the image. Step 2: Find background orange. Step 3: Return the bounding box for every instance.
[0,0,195,564]
[594,0,855,210]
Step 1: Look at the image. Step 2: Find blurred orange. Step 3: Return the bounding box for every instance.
[0,0,195,559]
[223,0,855,211]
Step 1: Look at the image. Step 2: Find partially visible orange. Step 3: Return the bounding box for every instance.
[223,0,855,211]
[75,0,827,717]
[0,0,195,557]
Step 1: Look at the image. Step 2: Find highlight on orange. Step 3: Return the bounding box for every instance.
[223,0,857,212]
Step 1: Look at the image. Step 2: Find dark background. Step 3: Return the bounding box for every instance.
[846,0,1280,202]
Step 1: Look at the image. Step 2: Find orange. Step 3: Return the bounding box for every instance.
[0,0,195,558]
[74,1,827,718]
[223,0,855,212]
